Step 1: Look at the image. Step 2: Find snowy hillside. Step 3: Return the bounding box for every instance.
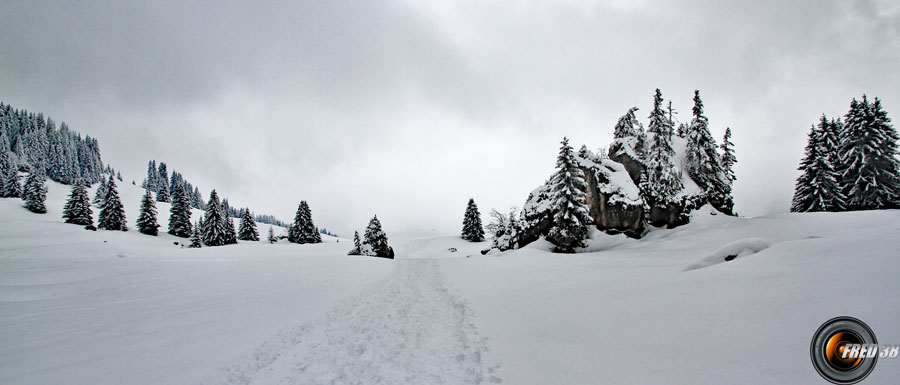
[2,180,900,384]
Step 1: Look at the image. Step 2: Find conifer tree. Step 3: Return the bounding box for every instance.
[839,96,900,210]
[792,124,845,212]
[347,231,363,255]
[136,188,160,235]
[267,226,276,244]
[189,221,202,248]
[238,208,260,241]
[93,177,107,206]
[545,137,592,253]
[98,174,127,231]
[288,201,320,244]
[461,198,485,242]
[364,215,394,258]
[167,184,192,237]
[613,107,643,139]
[156,162,170,202]
[2,167,21,198]
[685,90,729,211]
[224,217,238,245]
[63,178,93,226]
[720,127,737,186]
[644,88,683,208]
[22,170,48,213]
[201,190,227,246]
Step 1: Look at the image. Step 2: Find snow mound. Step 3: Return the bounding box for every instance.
[683,237,771,271]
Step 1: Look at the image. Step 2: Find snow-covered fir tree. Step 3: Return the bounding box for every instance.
[363,215,394,258]
[545,137,592,253]
[313,227,322,243]
[267,226,276,244]
[2,168,21,198]
[224,217,238,245]
[461,198,485,242]
[613,107,643,139]
[720,127,737,186]
[167,184,192,237]
[143,160,157,191]
[238,208,259,241]
[156,162,170,202]
[839,95,900,210]
[93,177,108,206]
[22,170,48,213]
[63,178,93,226]
[684,90,730,212]
[136,188,160,235]
[201,190,228,246]
[791,123,845,212]
[98,174,127,231]
[189,221,202,248]
[347,231,363,255]
[288,201,321,244]
[644,88,683,208]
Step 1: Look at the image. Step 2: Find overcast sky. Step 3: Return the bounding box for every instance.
[2,0,899,236]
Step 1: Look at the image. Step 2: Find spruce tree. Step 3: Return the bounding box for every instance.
[347,231,362,255]
[22,170,48,213]
[2,168,21,198]
[644,88,684,208]
[238,208,260,241]
[792,123,845,212]
[612,107,643,139]
[685,90,729,212]
[201,190,227,246]
[136,188,160,235]
[839,96,900,210]
[364,215,393,258]
[189,221,202,248]
[98,174,127,231]
[63,178,93,226]
[461,198,485,242]
[545,137,592,253]
[720,127,737,186]
[224,217,238,245]
[93,177,107,207]
[267,226,276,244]
[156,162,170,202]
[288,201,321,244]
[168,183,192,237]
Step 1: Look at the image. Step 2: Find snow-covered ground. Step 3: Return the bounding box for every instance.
[2,180,899,384]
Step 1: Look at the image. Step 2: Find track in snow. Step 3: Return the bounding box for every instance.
[213,257,500,385]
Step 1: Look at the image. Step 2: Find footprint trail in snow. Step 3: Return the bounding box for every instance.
[214,258,500,385]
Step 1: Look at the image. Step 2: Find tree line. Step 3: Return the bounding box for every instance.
[791,95,899,212]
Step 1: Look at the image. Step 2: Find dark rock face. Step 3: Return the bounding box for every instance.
[608,141,644,186]
[584,166,644,237]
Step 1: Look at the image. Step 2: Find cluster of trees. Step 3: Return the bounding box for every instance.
[792,95,899,212]
[460,198,485,242]
[142,160,205,209]
[540,89,736,252]
[1,103,105,185]
[347,215,394,259]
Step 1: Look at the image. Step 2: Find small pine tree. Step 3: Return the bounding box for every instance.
[460,198,485,242]
[685,90,729,212]
[2,168,22,198]
[224,217,238,244]
[201,190,227,246]
[189,221,202,248]
[156,163,170,202]
[288,201,321,244]
[644,89,683,209]
[347,231,362,255]
[612,107,643,139]
[720,127,737,186]
[93,178,107,207]
[168,184,192,237]
[545,137,592,253]
[136,188,160,235]
[63,178,93,226]
[22,170,48,213]
[238,208,260,241]
[267,226,276,244]
[98,174,127,231]
[364,215,394,258]
[792,123,845,212]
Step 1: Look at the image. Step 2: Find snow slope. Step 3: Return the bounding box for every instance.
[3,180,900,384]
